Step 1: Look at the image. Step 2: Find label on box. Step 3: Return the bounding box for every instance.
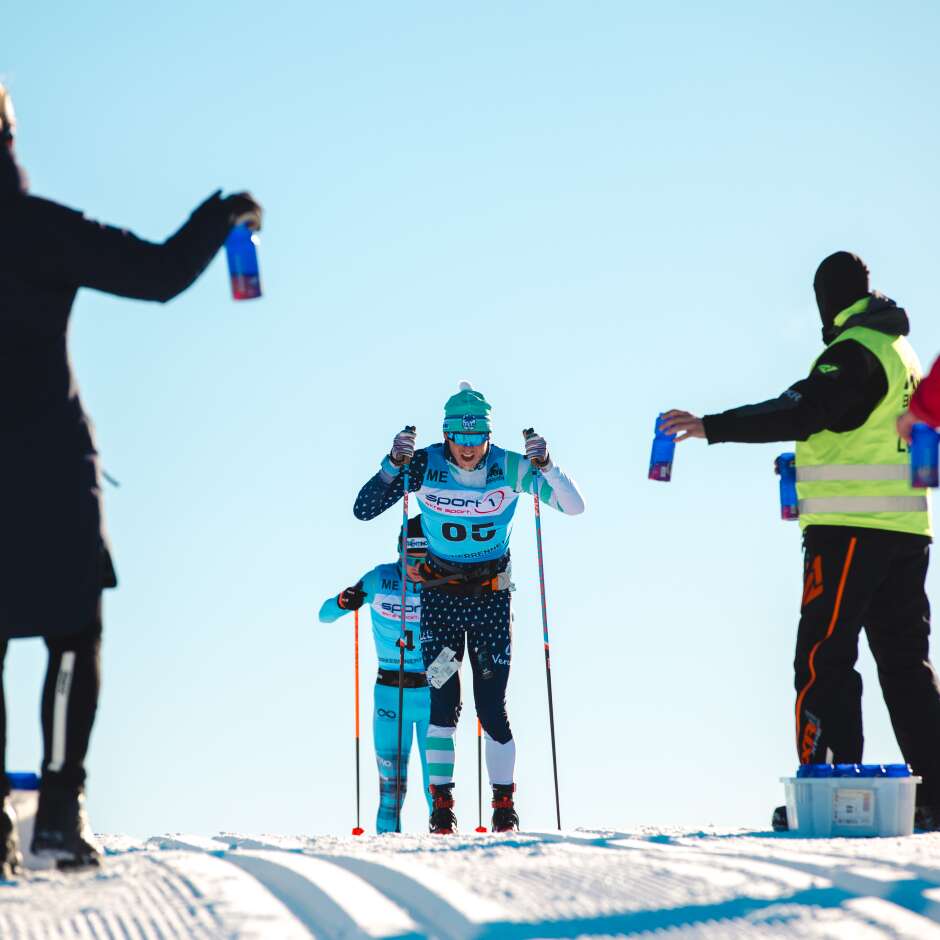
[833,787,875,827]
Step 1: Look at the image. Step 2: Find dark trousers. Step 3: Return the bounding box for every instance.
[0,606,102,795]
[795,525,940,804]
[420,588,513,743]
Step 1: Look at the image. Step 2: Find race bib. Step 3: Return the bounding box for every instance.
[427,647,460,688]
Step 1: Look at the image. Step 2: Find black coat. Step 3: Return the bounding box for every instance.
[0,146,233,638]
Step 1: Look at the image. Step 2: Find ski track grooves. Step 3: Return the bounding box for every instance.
[204,831,940,938]
[323,854,487,940]
[216,833,910,938]
[222,850,421,939]
[0,851,230,940]
[529,830,940,935]
[630,836,940,930]
[698,846,940,932]
[12,830,940,938]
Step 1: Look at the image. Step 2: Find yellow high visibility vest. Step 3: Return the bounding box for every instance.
[795,300,931,536]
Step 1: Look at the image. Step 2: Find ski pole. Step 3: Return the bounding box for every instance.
[395,427,415,834]
[352,608,364,836]
[475,718,487,833]
[523,428,562,830]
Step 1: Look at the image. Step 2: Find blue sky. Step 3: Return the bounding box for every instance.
[5,2,940,835]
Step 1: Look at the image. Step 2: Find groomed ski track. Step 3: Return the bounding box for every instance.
[6,829,940,938]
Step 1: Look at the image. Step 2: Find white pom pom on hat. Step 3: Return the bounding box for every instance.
[458,381,473,391]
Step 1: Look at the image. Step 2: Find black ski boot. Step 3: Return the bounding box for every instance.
[491,784,519,833]
[1,796,22,880]
[429,784,457,835]
[772,805,789,832]
[32,785,101,870]
[915,805,940,831]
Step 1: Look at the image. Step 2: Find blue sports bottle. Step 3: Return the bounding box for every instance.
[648,414,676,482]
[911,423,940,488]
[225,225,262,300]
[774,452,799,520]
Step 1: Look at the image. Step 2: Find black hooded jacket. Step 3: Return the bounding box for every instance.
[0,144,234,637]
[703,294,908,445]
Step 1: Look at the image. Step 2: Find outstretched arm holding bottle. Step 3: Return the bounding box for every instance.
[661,330,891,446]
[15,189,261,303]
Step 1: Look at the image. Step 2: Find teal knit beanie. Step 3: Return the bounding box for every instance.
[442,382,492,434]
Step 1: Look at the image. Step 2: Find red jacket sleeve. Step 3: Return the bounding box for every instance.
[911,356,940,427]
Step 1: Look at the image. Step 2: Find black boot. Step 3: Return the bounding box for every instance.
[772,805,789,832]
[915,805,940,831]
[31,785,101,869]
[491,784,519,833]
[1,796,22,880]
[429,784,457,835]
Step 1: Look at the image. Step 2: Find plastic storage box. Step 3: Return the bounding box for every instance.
[781,763,920,837]
[7,772,54,870]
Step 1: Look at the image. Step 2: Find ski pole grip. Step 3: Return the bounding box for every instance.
[401,425,416,466]
[522,428,538,468]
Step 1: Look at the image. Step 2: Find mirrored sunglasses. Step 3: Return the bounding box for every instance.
[445,431,490,446]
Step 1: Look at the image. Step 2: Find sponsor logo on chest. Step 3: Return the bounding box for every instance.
[419,486,515,517]
[373,593,421,622]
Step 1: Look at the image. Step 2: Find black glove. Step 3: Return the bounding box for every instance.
[223,191,263,231]
[337,581,366,611]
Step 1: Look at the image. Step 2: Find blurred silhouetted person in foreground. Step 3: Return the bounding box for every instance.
[0,83,262,873]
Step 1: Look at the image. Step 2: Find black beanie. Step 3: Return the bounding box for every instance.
[399,515,427,554]
[813,252,870,326]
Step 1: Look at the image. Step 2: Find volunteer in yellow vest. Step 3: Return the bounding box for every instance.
[662,251,940,832]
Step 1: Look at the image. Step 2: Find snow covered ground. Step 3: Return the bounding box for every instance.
[5,827,940,938]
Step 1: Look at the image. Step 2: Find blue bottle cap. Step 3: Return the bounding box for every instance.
[797,763,834,778]
[858,763,883,777]
[884,763,912,777]
[7,771,39,791]
[834,763,861,777]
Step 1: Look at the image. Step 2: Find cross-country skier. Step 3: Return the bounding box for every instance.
[353,383,584,833]
[0,82,262,875]
[318,517,433,832]
[661,252,940,831]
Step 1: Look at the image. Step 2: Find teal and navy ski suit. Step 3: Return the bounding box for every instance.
[354,443,584,790]
[319,563,432,832]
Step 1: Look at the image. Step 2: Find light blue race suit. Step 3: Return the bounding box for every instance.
[319,562,431,832]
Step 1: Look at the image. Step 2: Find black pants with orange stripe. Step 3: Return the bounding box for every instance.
[796,525,940,806]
